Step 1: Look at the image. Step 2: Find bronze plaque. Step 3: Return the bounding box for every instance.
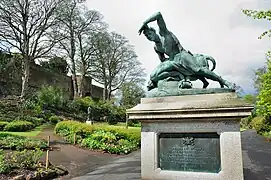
[158,133,221,173]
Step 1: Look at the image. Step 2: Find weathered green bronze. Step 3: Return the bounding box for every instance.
[139,12,236,95]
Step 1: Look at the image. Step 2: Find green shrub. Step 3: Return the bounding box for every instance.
[69,97,126,123]
[6,149,43,170]
[49,115,60,124]
[81,130,138,154]
[72,96,95,112]
[0,115,13,122]
[4,120,34,132]
[0,149,43,173]
[0,121,8,131]
[20,99,42,115]
[0,150,11,174]
[36,85,68,109]
[240,117,252,129]
[55,121,141,154]
[15,115,44,126]
[251,116,271,135]
[107,106,126,125]
[0,133,48,150]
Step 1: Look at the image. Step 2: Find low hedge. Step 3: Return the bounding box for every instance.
[4,121,35,132]
[0,133,48,150]
[55,121,141,154]
[49,115,61,124]
[0,122,8,131]
[15,115,45,126]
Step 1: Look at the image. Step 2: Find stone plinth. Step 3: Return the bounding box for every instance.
[127,93,253,180]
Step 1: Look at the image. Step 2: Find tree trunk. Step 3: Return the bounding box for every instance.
[103,86,108,100]
[72,73,78,99]
[20,58,30,100]
[78,74,85,97]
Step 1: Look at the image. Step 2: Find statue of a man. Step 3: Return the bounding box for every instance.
[87,106,93,124]
[138,12,235,91]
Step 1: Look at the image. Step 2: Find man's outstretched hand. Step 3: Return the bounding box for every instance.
[138,23,148,35]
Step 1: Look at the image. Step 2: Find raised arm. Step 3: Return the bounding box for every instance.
[139,12,168,35]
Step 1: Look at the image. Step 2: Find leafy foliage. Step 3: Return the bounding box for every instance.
[0,133,48,150]
[242,9,271,39]
[40,56,68,74]
[54,120,140,154]
[70,97,126,123]
[0,149,43,174]
[0,121,8,131]
[81,130,137,154]
[250,116,271,135]
[49,115,61,124]
[36,85,68,109]
[243,94,257,104]
[4,121,35,132]
[118,82,146,108]
[256,53,271,118]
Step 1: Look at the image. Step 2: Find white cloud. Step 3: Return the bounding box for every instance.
[86,0,270,94]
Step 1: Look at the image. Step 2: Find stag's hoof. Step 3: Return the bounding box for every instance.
[179,80,193,89]
[224,81,236,90]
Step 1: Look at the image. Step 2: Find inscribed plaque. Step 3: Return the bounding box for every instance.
[158,133,221,173]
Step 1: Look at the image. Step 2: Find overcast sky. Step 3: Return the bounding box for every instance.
[86,0,271,94]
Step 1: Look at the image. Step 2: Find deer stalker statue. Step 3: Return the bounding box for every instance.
[138,12,235,91]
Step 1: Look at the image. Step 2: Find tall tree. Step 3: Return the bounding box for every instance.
[256,52,271,118]
[118,82,146,108]
[243,9,270,94]
[53,0,80,98]
[0,0,63,100]
[253,65,267,93]
[54,0,105,98]
[75,8,106,97]
[90,31,146,100]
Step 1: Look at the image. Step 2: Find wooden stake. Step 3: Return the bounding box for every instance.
[125,114,128,129]
[47,136,50,147]
[45,150,49,169]
[74,133,76,144]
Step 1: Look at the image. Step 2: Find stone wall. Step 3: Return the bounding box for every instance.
[0,63,103,99]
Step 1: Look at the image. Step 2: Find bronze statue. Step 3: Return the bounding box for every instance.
[138,12,235,91]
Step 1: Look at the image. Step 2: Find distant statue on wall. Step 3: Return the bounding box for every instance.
[86,106,94,125]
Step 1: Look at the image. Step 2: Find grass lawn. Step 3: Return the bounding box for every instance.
[0,124,50,137]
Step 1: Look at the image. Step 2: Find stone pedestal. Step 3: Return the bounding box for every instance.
[127,93,253,180]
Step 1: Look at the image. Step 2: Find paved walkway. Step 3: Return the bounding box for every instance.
[71,130,271,180]
[36,126,118,180]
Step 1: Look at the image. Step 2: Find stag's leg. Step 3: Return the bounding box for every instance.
[197,76,209,88]
[196,68,225,88]
[196,68,235,89]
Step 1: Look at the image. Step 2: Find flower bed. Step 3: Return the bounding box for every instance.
[0,133,48,150]
[55,120,141,154]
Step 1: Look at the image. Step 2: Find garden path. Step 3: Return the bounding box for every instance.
[35,126,118,179]
[36,127,271,180]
